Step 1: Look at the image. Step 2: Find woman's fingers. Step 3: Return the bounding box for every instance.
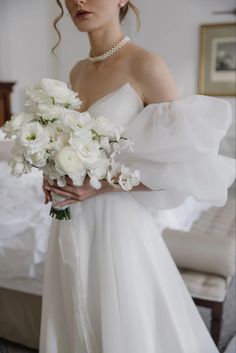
[43,189,52,203]
[50,186,79,199]
[42,176,52,203]
[65,175,74,185]
[54,198,79,207]
[45,176,100,203]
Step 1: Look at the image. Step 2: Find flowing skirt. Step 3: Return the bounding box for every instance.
[39,192,219,353]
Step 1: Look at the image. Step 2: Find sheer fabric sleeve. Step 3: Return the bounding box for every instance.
[117,95,235,220]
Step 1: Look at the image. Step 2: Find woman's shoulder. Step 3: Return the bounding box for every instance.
[128,44,180,104]
[128,44,166,68]
[69,59,87,89]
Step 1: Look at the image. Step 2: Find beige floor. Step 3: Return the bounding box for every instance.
[0,276,235,353]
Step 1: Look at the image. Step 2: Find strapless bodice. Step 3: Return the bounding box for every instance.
[87,82,144,125]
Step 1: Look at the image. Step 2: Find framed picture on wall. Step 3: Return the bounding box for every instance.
[198,22,236,96]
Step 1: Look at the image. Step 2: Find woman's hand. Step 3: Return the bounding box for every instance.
[43,174,151,207]
[42,175,52,204]
[49,175,120,208]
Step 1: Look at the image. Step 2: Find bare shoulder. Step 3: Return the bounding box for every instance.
[69,59,87,89]
[129,45,180,104]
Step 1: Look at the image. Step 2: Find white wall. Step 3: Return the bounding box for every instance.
[0,0,59,111]
[0,0,235,156]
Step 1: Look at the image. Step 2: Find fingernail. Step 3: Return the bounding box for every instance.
[45,186,51,190]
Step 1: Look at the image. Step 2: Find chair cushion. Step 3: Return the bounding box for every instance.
[179,269,231,302]
[162,197,235,277]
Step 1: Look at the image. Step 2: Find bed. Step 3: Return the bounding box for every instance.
[0,130,51,349]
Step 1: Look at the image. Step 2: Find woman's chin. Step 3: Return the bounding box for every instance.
[74,22,95,33]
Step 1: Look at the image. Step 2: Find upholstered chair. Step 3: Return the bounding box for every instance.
[162,195,235,346]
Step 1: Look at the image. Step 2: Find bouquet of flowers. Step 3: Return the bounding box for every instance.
[3,79,140,220]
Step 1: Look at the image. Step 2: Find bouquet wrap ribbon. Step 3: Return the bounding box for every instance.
[50,192,71,220]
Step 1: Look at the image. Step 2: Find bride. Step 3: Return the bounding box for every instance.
[40,0,235,352]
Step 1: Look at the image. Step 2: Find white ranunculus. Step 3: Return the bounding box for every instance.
[55,146,85,174]
[93,116,116,138]
[2,113,34,138]
[41,79,81,109]
[19,122,49,154]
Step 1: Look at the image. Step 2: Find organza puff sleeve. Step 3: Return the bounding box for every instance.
[117,95,235,216]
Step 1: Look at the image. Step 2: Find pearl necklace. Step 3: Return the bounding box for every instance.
[88,36,130,62]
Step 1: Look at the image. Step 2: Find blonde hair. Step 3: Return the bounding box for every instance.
[52,0,140,53]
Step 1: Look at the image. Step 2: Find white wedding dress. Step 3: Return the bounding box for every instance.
[39,83,235,353]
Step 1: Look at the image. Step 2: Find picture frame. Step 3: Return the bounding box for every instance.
[198,22,236,96]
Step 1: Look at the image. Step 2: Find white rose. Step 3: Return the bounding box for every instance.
[41,79,81,109]
[19,122,49,154]
[77,140,102,165]
[93,116,116,138]
[69,133,101,165]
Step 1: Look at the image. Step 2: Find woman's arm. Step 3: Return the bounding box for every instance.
[132,50,180,105]
[47,174,150,208]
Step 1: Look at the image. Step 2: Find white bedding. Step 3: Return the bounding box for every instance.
[0,161,51,277]
[0,130,51,291]
[0,276,43,295]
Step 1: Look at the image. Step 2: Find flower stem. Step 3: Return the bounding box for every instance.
[49,206,71,220]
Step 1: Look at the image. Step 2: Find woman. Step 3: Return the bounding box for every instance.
[40,1,235,352]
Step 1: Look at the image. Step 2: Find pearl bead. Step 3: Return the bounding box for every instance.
[88,36,130,62]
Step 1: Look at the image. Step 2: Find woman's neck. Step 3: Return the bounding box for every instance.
[88,24,125,57]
